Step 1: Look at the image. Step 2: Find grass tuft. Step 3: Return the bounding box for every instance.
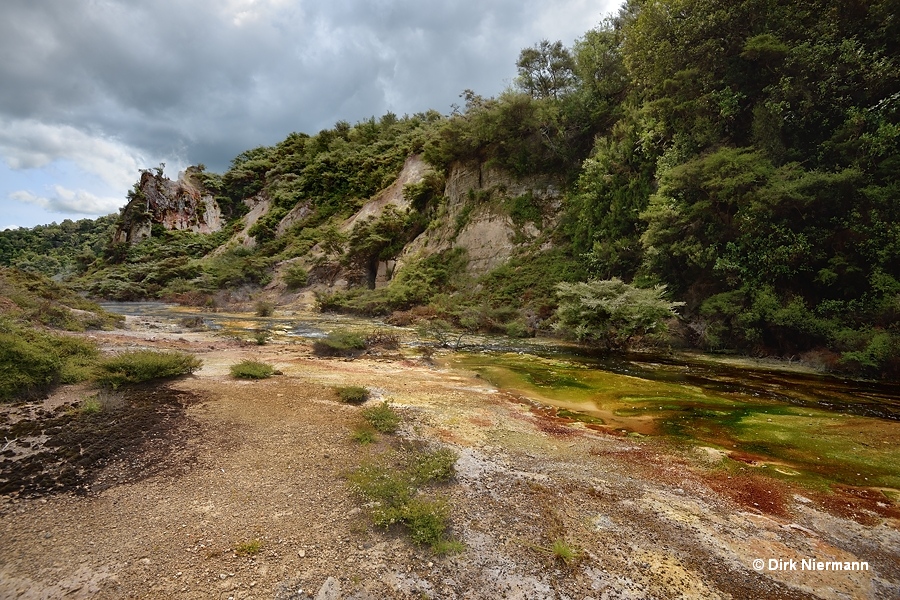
[535,538,581,566]
[234,539,262,556]
[79,397,103,415]
[431,538,466,555]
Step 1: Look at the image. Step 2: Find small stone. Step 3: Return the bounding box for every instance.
[315,577,341,600]
[298,549,306,558]
[219,573,227,580]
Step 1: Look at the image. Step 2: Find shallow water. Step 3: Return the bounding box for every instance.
[101,302,900,490]
[449,351,900,490]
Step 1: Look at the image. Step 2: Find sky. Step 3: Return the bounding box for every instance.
[0,0,622,231]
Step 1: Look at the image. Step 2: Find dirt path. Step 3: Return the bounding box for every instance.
[1,321,899,599]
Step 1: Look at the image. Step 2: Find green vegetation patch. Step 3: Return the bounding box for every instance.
[230,360,276,379]
[351,424,378,445]
[234,539,263,556]
[254,300,275,317]
[336,385,370,404]
[0,322,100,402]
[362,402,402,433]
[346,447,461,550]
[95,350,202,388]
[312,329,367,357]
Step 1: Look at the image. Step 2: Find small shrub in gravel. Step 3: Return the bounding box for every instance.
[336,385,369,404]
[235,539,262,556]
[351,424,378,445]
[346,448,461,552]
[362,402,401,433]
[230,360,275,379]
[410,448,457,484]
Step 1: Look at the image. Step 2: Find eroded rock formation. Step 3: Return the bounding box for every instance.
[113,167,223,245]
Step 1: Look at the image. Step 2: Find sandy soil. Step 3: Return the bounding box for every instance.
[1,317,899,599]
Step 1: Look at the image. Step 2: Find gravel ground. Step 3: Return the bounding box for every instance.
[1,318,898,599]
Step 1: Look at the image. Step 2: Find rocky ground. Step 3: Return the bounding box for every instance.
[1,315,898,599]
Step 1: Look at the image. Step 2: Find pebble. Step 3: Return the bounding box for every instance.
[298,549,306,557]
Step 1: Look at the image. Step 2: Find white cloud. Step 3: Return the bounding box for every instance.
[0,118,148,191]
[11,186,122,215]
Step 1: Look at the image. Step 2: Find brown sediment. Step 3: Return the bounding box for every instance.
[705,470,792,517]
[812,485,900,525]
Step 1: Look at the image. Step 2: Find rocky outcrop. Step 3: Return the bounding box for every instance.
[113,167,223,244]
[268,156,561,292]
[398,161,562,276]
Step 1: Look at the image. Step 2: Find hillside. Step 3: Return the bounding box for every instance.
[2,0,898,378]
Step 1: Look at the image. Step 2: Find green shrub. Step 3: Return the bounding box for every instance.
[346,462,413,526]
[555,278,684,351]
[254,300,275,317]
[402,496,451,546]
[0,332,62,400]
[362,402,401,433]
[410,448,458,484]
[312,329,367,357]
[230,360,276,379]
[95,350,202,388]
[346,448,460,550]
[253,329,272,345]
[336,385,370,404]
[505,319,533,338]
[283,264,309,289]
[0,327,99,401]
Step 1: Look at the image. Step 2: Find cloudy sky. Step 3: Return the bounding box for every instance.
[1,0,621,230]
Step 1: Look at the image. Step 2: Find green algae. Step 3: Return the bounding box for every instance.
[449,352,900,489]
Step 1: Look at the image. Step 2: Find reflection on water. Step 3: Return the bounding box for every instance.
[101,302,900,490]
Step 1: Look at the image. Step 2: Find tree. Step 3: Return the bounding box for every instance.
[555,278,683,350]
[516,40,576,100]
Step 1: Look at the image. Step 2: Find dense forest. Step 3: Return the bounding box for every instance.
[2,0,898,377]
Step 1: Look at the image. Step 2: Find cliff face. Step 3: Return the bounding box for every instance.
[113,168,223,244]
[397,160,562,276]
[267,155,561,291]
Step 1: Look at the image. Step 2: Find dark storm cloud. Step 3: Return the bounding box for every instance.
[0,0,617,175]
